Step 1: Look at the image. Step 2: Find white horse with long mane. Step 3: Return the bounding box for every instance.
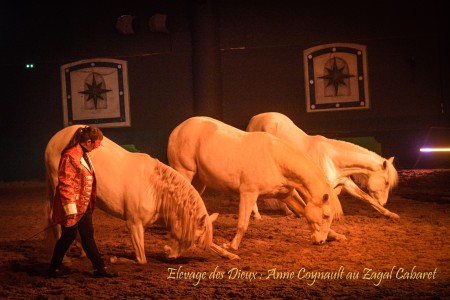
[168,116,344,251]
[44,125,239,264]
[247,112,399,218]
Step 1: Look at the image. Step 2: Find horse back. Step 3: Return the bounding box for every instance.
[45,125,85,190]
[90,144,159,218]
[169,117,299,194]
[247,112,309,149]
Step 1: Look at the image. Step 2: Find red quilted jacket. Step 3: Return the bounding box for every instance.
[52,144,97,227]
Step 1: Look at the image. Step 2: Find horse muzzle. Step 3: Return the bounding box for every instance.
[311,233,327,245]
[163,245,181,259]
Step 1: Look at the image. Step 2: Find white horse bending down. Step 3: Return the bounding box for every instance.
[44,125,239,264]
[247,112,399,219]
[167,116,344,251]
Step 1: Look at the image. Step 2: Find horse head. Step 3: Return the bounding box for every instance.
[156,161,219,259]
[352,157,398,206]
[284,191,340,245]
[303,194,336,245]
[163,212,218,259]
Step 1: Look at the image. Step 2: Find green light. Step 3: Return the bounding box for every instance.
[25,64,34,69]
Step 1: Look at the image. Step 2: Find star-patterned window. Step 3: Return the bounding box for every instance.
[303,43,369,112]
[60,58,131,127]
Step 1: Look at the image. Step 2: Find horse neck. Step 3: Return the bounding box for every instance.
[154,161,199,216]
[320,139,384,174]
[153,161,208,249]
[275,142,344,218]
[277,143,330,199]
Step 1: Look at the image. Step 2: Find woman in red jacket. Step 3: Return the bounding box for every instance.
[49,126,117,278]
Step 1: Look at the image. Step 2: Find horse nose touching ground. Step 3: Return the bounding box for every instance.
[353,169,391,207]
[303,197,334,245]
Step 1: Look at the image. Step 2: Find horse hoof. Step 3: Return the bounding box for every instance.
[286,213,297,219]
[223,242,239,251]
[336,234,347,241]
[390,213,400,219]
[252,214,262,220]
[327,232,347,242]
[230,253,241,260]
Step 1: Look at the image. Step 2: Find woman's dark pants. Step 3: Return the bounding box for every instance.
[50,209,104,270]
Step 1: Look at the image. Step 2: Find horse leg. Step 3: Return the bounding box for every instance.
[252,203,262,220]
[282,190,307,218]
[327,229,347,241]
[341,178,400,219]
[192,174,206,195]
[175,168,207,195]
[126,220,147,264]
[279,190,306,218]
[226,191,258,251]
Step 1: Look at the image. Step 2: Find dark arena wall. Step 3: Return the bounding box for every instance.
[1,0,449,181]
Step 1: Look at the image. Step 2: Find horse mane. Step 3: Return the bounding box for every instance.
[273,138,344,220]
[323,137,398,190]
[152,160,212,252]
[385,158,399,190]
[329,193,343,220]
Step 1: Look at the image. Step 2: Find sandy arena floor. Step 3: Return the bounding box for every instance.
[0,169,449,299]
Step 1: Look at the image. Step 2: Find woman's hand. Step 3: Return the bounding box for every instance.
[64,214,77,227]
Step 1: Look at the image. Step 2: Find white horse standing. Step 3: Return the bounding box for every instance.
[167,116,344,251]
[247,112,399,218]
[44,125,239,264]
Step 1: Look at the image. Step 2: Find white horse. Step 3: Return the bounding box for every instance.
[44,125,239,264]
[247,112,399,218]
[167,116,344,251]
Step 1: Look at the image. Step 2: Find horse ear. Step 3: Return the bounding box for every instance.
[323,194,329,201]
[209,213,219,223]
[198,214,207,228]
[383,157,395,170]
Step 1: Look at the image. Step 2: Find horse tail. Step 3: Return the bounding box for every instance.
[43,168,59,257]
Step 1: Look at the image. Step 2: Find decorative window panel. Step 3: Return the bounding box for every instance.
[61,58,131,127]
[303,43,369,112]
